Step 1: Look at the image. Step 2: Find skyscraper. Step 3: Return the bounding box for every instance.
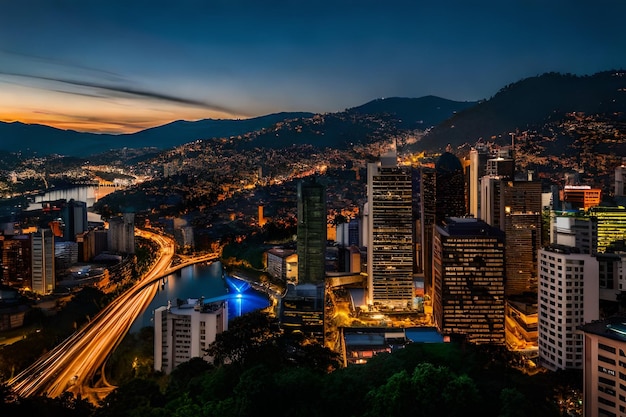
[297,178,327,284]
[538,245,599,371]
[367,150,414,309]
[468,144,489,219]
[31,229,55,294]
[420,167,436,293]
[433,218,506,344]
[154,300,228,374]
[108,213,135,254]
[60,199,88,242]
[434,151,466,224]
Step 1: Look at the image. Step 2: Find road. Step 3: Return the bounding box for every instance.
[7,229,216,405]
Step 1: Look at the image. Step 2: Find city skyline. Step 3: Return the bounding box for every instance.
[1,0,626,134]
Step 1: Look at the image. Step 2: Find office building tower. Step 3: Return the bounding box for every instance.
[589,206,626,254]
[31,229,55,294]
[480,176,503,228]
[480,177,542,295]
[0,234,31,288]
[468,144,489,218]
[420,167,436,293]
[367,150,415,309]
[60,199,88,242]
[502,180,542,295]
[297,178,326,284]
[434,152,466,224]
[154,299,228,374]
[581,316,626,417]
[108,213,135,254]
[433,218,506,344]
[538,245,599,371]
[504,213,541,295]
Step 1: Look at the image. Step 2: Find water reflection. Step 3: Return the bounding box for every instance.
[130,261,270,332]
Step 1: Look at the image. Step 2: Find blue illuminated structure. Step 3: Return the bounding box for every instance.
[201,275,270,321]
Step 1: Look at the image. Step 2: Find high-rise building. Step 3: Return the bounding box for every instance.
[589,206,626,254]
[468,144,489,219]
[367,150,415,309]
[154,299,227,374]
[31,229,55,294]
[61,199,88,242]
[420,167,436,293]
[0,234,31,288]
[107,213,135,254]
[433,218,506,345]
[434,152,466,224]
[538,245,599,371]
[297,178,327,284]
[504,213,541,295]
[580,315,626,417]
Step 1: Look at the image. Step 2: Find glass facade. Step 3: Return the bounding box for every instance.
[297,178,327,284]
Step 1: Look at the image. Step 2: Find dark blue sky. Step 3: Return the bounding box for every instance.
[1,0,625,133]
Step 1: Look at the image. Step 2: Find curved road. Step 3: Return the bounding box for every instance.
[7,229,216,405]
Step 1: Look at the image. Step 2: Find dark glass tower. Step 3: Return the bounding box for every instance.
[435,152,466,224]
[297,178,327,284]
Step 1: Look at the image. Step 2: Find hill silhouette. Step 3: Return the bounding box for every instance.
[0,112,313,157]
[417,70,626,151]
[2,71,625,157]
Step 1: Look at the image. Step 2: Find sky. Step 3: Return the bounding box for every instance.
[1,0,626,134]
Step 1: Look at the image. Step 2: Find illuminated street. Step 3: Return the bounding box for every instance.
[7,229,217,405]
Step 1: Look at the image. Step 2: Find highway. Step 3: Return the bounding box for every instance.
[7,229,217,405]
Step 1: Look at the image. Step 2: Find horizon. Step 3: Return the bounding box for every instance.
[1,1,626,134]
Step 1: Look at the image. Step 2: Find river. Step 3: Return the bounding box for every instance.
[129,261,271,333]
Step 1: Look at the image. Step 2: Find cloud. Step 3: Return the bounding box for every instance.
[0,68,243,116]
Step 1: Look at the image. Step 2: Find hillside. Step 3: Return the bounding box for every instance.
[417,71,626,151]
[0,112,313,157]
[235,97,477,150]
[0,97,474,156]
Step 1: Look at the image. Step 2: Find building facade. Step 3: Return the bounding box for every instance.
[297,178,327,284]
[367,150,415,309]
[154,300,228,374]
[107,213,135,254]
[581,316,626,417]
[538,246,599,371]
[267,248,298,283]
[589,206,626,255]
[31,229,55,294]
[433,217,506,344]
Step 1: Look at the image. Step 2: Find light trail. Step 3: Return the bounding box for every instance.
[6,229,218,405]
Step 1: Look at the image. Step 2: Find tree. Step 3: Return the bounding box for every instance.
[205,311,277,366]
